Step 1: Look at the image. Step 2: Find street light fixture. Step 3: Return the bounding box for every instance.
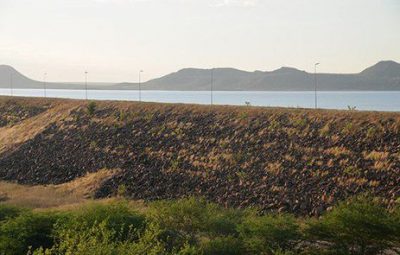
[314,63,320,109]
[85,71,88,100]
[139,70,143,102]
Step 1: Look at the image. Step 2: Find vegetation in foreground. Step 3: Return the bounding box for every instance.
[0,196,399,255]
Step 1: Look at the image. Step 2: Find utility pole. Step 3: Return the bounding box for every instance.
[85,71,88,100]
[314,63,320,109]
[43,72,47,98]
[210,68,214,105]
[10,72,13,97]
[139,70,143,102]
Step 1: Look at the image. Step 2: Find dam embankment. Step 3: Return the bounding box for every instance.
[0,96,399,216]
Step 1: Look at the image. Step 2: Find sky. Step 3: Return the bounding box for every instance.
[0,0,399,82]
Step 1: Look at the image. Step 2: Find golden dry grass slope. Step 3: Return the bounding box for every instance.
[0,169,120,210]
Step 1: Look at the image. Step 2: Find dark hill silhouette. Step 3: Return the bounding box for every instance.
[0,65,112,90]
[360,60,400,77]
[1,61,400,91]
[0,65,41,89]
[116,60,400,91]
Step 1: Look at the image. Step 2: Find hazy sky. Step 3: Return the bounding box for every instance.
[1,0,399,82]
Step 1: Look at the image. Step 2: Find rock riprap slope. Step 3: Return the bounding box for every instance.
[0,98,399,216]
[0,97,51,127]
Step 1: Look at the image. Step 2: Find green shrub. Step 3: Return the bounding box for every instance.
[36,220,199,255]
[121,222,194,255]
[272,249,296,255]
[117,184,127,198]
[0,211,63,255]
[206,207,244,237]
[269,120,281,131]
[366,126,379,139]
[0,204,26,222]
[238,213,301,254]
[148,197,244,238]
[148,197,211,238]
[86,101,96,116]
[1,197,399,255]
[292,118,308,129]
[34,220,140,255]
[63,201,145,241]
[342,122,356,135]
[392,204,400,246]
[201,236,244,255]
[238,112,249,120]
[118,109,127,122]
[147,197,246,254]
[34,203,146,255]
[319,123,331,137]
[305,196,399,255]
[344,165,362,175]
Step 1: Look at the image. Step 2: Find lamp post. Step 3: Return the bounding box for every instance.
[210,68,214,106]
[139,70,143,102]
[85,71,88,100]
[43,72,47,98]
[314,63,320,109]
[10,72,13,97]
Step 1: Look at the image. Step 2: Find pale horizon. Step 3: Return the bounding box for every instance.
[1,0,399,82]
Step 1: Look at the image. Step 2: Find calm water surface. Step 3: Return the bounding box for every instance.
[0,89,399,112]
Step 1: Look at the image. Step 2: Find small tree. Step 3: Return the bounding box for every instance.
[117,184,127,198]
[87,101,96,116]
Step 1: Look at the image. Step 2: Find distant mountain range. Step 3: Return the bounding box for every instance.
[1,61,400,91]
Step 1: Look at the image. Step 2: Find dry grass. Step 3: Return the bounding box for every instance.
[0,101,79,154]
[363,151,392,171]
[0,169,118,210]
[265,162,282,175]
[364,151,389,161]
[57,168,120,198]
[0,181,84,209]
[325,146,352,157]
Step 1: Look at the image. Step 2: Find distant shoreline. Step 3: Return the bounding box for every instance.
[1,87,400,91]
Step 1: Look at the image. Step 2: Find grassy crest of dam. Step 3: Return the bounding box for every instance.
[0,96,399,217]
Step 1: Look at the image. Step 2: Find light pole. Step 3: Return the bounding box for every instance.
[43,72,47,98]
[314,63,320,109]
[10,72,13,97]
[210,68,214,106]
[85,71,88,100]
[138,70,143,102]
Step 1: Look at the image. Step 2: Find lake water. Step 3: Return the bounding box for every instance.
[0,89,399,112]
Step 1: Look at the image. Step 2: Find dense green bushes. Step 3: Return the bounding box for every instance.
[238,213,300,254]
[0,205,25,222]
[0,197,399,255]
[0,209,63,255]
[305,196,400,255]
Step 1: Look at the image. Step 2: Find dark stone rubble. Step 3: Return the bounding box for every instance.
[0,102,399,216]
